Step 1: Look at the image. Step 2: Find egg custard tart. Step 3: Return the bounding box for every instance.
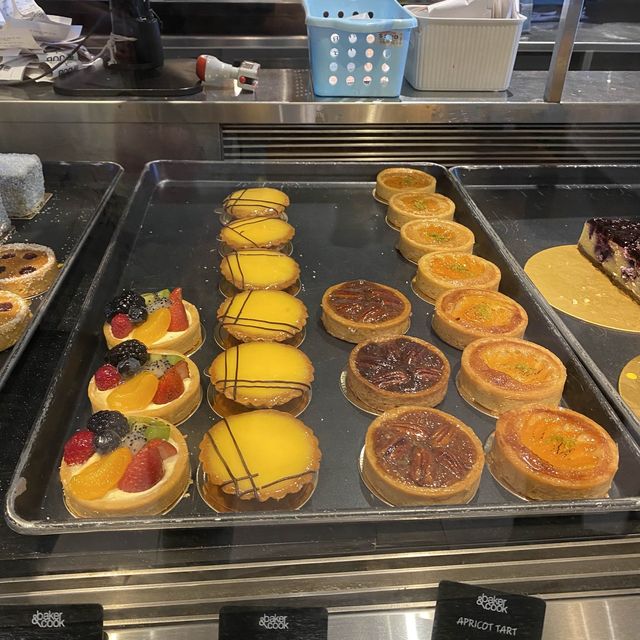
[398,219,474,263]
[488,405,618,500]
[459,337,566,416]
[321,280,411,343]
[0,290,31,352]
[220,216,295,253]
[222,187,289,219]
[433,288,528,350]
[220,250,300,293]
[209,342,314,409]
[199,410,321,504]
[376,168,436,203]
[415,252,501,302]
[387,191,455,229]
[363,406,484,506]
[347,335,450,413]
[0,242,57,297]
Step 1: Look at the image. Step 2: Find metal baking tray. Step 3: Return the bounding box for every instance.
[0,161,123,389]
[6,161,640,534]
[450,164,640,441]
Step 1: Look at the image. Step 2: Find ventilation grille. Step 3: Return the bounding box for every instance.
[222,124,640,164]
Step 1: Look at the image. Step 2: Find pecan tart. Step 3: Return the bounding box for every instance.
[0,290,31,352]
[321,280,411,343]
[488,404,618,500]
[347,335,450,413]
[459,337,566,416]
[363,406,484,505]
[387,191,455,229]
[376,168,436,203]
[0,242,57,297]
[398,219,474,263]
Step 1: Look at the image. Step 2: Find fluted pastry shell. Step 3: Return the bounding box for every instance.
[0,242,57,297]
[0,290,31,351]
[220,216,295,251]
[376,168,436,203]
[398,219,474,263]
[222,187,289,219]
[220,250,300,292]
[387,191,455,229]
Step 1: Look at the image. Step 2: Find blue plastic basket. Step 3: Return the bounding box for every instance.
[303,0,417,97]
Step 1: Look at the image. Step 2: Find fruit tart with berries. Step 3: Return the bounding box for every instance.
[59,411,190,517]
[88,340,202,425]
[103,288,201,355]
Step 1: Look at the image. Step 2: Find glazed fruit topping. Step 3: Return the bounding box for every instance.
[356,338,446,392]
[19,266,36,275]
[63,429,95,465]
[143,289,171,313]
[145,422,171,441]
[0,302,12,312]
[117,444,164,493]
[107,371,159,412]
[111,313,133,339]
[132,308,171,343]
[1,253,15,259]
[88,410,129,436]
[93,430,122,454]
[94,364,121,391]
[328,280,405,323]
[146,438,177,460]
[152,365,185,405]
[105,290,148,323]
[0,267,5,274]
[168,288,188,331]
[104,339,149,372]
[23,252,38,260]
[67,447,133,500]
[121,431,147,455]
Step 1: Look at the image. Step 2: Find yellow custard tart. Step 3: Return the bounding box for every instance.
[208,342,314,408]
[488,404,618,500]
[398,219,474,263]
[387,191,455,229]
[433,288,529,349]
[199,410,321,504]
[222,187,289,219]
[220,250,300,293]
[0,242,57,297]
[414,252,501,302]
[220,216,295,252]
[376,168,436,203]
[0,290,31,352]
[217,290,308,343]
[458,337,566,416]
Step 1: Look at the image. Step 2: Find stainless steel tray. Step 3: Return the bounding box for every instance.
[6,161,640,534]
[0,161,123,390]
[450,164,640,441]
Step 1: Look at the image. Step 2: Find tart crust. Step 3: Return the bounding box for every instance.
[0,242,57,297]
[222,187,290,219]
[220,250,300,292]
[0,290,31,351]
[363,406,484,505]
[433,288,528,349]
[321,280,412,343]
[347,335,450,413]
[60,423,191,517]
[459,337,566,415]
[398,219,474,263]
[376,168,436,203]
[387,191,455,229]
[488,404,618,500]
[220,216,295,252]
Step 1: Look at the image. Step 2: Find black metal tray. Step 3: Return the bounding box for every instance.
[450,164,640,441]
[0,161,123,389]
[6,161,640,534]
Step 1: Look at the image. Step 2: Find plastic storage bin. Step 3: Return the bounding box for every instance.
[404,7,525,91]
[303,0,417,97]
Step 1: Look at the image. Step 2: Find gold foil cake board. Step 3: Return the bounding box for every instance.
[619,356,640,420]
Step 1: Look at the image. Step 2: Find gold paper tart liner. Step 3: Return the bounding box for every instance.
[207,383,311,418]
[214,323,305,349]
[219,240,293,257]
[619,355,640,420]
[8,192,53,220]
[220,276,301,298]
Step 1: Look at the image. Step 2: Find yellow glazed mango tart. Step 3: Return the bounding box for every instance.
[0,242,57,297]
[321,280,411,343]
[398,219,474,263]
[0,290,31,352]
[375,168,436,203]
[433,288,529,349]
[217,290,308,343]
[488,404,618,500]
[220,216,295,252]
[199,410,321,503]
[458,337,566,416]
[220,250,300,292]
[387,191,455,229]
[363,406,484,506]
[208,342,314,408]
[222,187,289,219]
[415,252,501,302]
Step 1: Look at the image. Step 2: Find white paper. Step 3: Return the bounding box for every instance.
[423,0,492,18]
[0,56,27,81]
[0,17,41,50]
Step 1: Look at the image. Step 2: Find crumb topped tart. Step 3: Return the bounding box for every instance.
[222,187,289,219]
[0,242,57,297]
[387,191,455,229]
[220,216,295,252]
[220,250,300,293]
[398,219,474,263]
[0,290,31,351]
[376,168,436,203]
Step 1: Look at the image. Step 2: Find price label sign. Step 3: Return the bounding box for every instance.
[219,606,328,640]
[432,581,546,640]
[0,604,103,639]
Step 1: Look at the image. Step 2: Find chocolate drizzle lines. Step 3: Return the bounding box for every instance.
[219,291,300,337]
[220,217,287,248]
[223,251,292,290]
[222,189,286,215]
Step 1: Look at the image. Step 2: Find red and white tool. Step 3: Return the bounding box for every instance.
[196,55,260,92]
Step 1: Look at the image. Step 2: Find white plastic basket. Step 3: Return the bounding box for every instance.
[404,7,525,91]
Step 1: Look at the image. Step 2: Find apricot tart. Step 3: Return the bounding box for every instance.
[459,337,566,416]
[347,335,450,413]
[433,288,528,350]
[208,342,314,409]
[199,410,321,504]
[0,290,31,351]
[321,280,411,343]
[217,290,308,343]
[387,191,455,229]
[0,242,57,297]
[60,412,190,517]
[220,216,295,252]
[398,219,474,263]
[363,406,484,505]
[88,340,201,425]
[488,404,618,500]
[414,252,501,302]
[222,187,289,219]
[220,250,300,293]
[103,288,201,354]
[375,168,436,203]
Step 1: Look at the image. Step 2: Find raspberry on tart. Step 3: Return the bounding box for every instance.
[375,168,436,203]
[0,243,57,297]
[387,191,455,229]
[397,219,474,263]
[222,187,289,219]
[0,290,32,352]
